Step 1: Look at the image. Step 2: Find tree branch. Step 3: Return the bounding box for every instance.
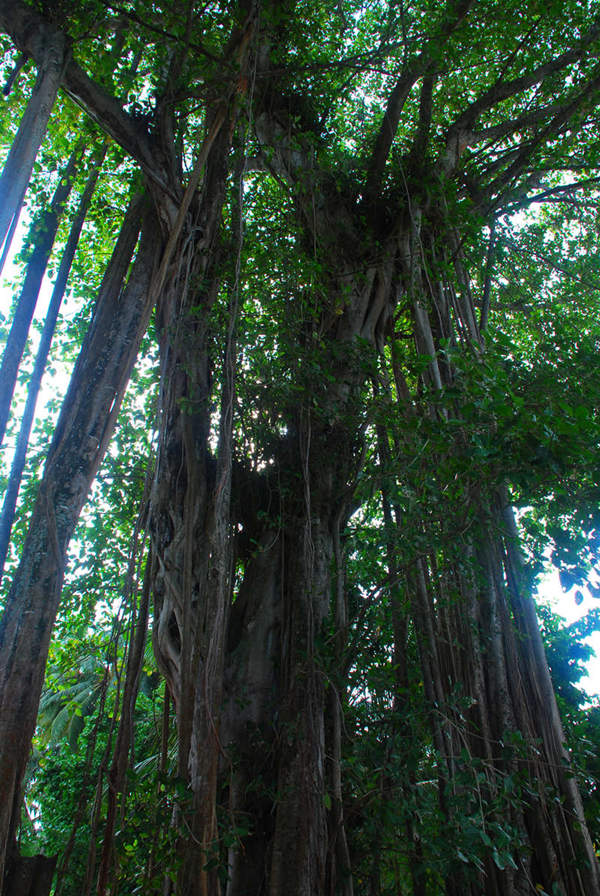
[99,0,222,64]
[0,0,170,194]
[365,0,474,193]
[485,67,600,205]
[443,17,600,172]
[409,73,436,161]
[479,220,496,332]
[513,175,600,208]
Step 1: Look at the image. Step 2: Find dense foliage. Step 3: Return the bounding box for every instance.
[1,1,600,894]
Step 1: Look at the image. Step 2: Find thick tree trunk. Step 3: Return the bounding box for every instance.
[223,464,343,896]
[268,509,332,896]
[0,147,80,448]
[0,28,67,256]
[148,8,259,877]
[152,264,376,896]
[0,197,158,890]
[149,123,238,893]
[222,526,281,896]
[3,853,56,896]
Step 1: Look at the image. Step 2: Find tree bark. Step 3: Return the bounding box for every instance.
[0,196,158,890]
[0,27,68,257]
[1,4,599,894]
[149,131,239,896]
[222,526,281,896]
[0,147,80,448]
[390,211,600,893]
[3,853,56,896]
[0,152,103,582]
[148,11,259,889]
[96,549,152,895]
[268,509,331,896]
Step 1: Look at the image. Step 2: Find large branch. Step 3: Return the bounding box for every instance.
[409,73,436,162]
[465,103,568,148]
[365,0,474,193]
[509,175,600,211]
[444,97,593,185]
[0,0,169,192]
[442,18,600,173]
[483,67,600,208]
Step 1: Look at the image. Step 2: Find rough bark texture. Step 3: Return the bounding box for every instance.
[0,3,599,895]
[3,853,56,896]
[222,528,281,895]
[0,199,158,888]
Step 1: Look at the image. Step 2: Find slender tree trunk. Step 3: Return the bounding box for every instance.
[0,153,103,581]
[500,504,600,894]
[0,196,159,890]
[0,29,68,257]
[83,650,125,896]
[96,546,152,895]
[0,147,80,448]
[325,516,353,896]
[143,685,171,893]
[0,207,21,280]
[53,637,117,896]
[391,212,600,893]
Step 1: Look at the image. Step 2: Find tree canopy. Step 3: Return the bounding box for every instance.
[1,1,600,894]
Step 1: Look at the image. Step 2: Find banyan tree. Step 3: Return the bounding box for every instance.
[0,0,599,893]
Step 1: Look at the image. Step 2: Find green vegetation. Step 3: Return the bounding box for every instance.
[0,1,600,893]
